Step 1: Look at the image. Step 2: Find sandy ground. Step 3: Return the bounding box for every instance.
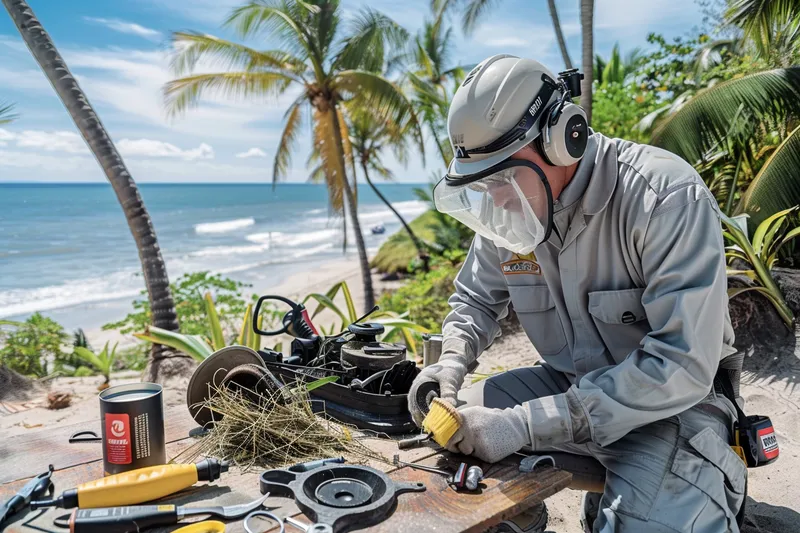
[3,260,799,532]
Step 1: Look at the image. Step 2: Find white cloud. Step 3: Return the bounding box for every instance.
[83,17,162,41]
[14,130,87,153]
[117,139,214,160]
[236,147,267,159]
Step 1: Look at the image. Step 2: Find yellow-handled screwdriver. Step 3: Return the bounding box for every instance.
[30,459,228,510]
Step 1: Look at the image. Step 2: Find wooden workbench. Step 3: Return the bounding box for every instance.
[0,402,571,533]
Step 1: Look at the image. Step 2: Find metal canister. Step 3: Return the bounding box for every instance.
[98,382,166,475]
[422,334,443,367]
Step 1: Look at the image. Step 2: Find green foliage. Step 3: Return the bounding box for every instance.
[74,342,119,384]
[73,366,95,377]
[0,313,68,377]
[378,262,461,334]
[592,82,659,143]
[104,271,253,339]
[371,210,440,274]
[116,344,148,371]
[413,182,474,253]
[0,101,17,124]
[722,209,798,326]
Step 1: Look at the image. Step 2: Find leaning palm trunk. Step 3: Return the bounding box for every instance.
[3,0,191,382]
[360,161,429,272]
[330,106,375,311]
[548,0,573,70]
[580,0,594,124]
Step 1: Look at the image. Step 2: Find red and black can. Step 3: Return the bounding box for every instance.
[89,383,166,475]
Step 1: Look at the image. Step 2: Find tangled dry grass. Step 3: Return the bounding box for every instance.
[174,380,385,471]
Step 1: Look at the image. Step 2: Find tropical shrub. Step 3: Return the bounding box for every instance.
[378,262,461,334]
[104,271,254,339]
[371,210,439,274]
[74,342,119,387]
[0,313,69,377]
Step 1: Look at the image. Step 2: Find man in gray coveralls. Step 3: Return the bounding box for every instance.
[407,54,747,533]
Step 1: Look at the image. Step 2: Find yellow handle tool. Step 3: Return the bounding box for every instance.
[30,459,228,510]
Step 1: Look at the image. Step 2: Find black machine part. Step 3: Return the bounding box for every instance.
[253,295,318,338]
[259,465,425,533]
[340,323,406,372]
[0,464,54,527]
[54,494,269,533]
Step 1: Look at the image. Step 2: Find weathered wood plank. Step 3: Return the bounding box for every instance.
[0,404,198,484]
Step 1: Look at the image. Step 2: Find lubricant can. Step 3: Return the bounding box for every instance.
[98,383,166,475]
[422,334,443,367]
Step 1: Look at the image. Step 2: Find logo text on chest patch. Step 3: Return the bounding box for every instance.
[501,253,541,276]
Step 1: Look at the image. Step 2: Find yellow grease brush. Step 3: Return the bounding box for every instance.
[422,398,463,447]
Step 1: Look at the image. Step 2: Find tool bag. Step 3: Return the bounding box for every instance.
[714,348,780,468]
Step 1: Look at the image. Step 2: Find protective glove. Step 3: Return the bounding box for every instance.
[445,404,531,463]
[407,351,470,427]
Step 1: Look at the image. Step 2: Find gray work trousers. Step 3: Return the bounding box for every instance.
[458,364,747,533]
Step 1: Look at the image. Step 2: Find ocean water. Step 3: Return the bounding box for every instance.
[0,183,428,326]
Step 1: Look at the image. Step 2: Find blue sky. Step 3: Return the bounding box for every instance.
[0,0,707,183]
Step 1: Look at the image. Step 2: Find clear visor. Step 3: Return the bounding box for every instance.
[433,163,552,254]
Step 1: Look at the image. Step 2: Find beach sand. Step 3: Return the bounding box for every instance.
[3,258,799,532]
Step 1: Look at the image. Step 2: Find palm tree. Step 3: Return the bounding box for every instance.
[2,0,187,382]
[649,68,800,225]
[593,43,643,86]
[580,0,595,124]
[0,101,17,124]
[434,0,573,70]
[164,0,420,312]
[346,108,430,270]
[402,15,466,169]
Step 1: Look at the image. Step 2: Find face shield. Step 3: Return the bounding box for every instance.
[433,159,553,255]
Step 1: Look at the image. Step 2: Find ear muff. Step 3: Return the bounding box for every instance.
[536,102,589,167]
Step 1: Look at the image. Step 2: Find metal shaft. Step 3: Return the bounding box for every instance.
[392,455,450,477]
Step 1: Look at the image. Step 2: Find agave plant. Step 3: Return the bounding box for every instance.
[722,208,800,327]
[73,342,119,388]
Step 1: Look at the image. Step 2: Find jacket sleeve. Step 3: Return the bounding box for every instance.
[441,235,511,365]
[523,186,730,448]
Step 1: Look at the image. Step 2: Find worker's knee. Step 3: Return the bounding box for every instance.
[457,363,571,409]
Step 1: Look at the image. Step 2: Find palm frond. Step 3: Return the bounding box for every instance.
[170,32,305,79]
[224,0,316,62]
[336,70,411,122]
[273,99,305,183]
[0,101,17,125]
[737,125,800,225]
[650,67,800,163]
[164,71,295,117]
[725,0,800,56]
[461,0,501,34]
[334,8,408,72]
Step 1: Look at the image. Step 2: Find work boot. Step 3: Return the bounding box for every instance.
[487,502,549,533]
[580,491,602,533]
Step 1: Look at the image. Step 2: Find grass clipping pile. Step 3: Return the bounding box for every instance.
[176,380,385,471]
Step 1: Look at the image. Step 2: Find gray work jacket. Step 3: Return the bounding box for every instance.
[442,132,737,449]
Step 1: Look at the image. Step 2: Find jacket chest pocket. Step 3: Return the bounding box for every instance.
[588,288,650,363]
[509,285,567,356]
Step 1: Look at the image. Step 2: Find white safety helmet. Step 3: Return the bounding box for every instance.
[434,54,588,254]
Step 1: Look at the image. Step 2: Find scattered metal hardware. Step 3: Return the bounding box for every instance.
[288,457,346,473]
[0,464,54,528]
[244,510,285,533]
[397,432,432,450]
[259,464,425,533]
[391,455,483,492]
[519,455,556,473]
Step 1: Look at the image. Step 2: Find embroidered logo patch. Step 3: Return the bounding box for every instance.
[501,252,541,276]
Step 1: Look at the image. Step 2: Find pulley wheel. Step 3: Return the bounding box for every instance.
[314,478,373,508]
